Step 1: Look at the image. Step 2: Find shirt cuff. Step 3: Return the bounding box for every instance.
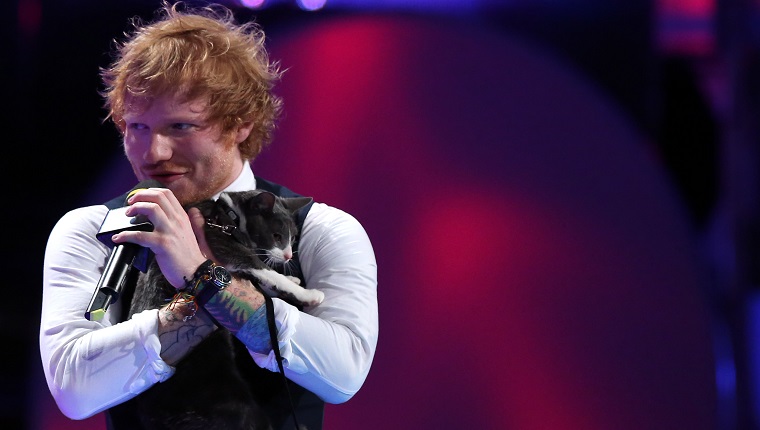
[249,299,305,373]
[128,309,175,393]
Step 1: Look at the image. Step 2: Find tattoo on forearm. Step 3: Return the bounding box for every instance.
[205,286,260,331]
[159,307,214,365]
[235,305,272,353]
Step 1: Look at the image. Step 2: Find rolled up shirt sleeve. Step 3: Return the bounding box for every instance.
[40,206,174,420]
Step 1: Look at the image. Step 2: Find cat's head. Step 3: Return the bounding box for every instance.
[212,190,312,263]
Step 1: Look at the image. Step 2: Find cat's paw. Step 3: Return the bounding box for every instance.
[302,289,325,307]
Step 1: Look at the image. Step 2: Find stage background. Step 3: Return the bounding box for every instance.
[8,0,760,429]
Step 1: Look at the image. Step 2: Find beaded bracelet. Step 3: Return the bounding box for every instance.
[167,259,216,322]
[167,291,198,322]
[184,259,215,294]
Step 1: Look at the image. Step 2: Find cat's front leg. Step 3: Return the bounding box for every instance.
[238,268,324,307]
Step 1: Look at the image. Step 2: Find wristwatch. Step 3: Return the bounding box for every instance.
[192,259,232,307]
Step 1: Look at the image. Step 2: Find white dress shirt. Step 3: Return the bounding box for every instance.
[39,164,379,419]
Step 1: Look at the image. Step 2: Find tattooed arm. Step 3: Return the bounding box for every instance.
[186,207,273,355]
[197,278,271,354]
[157,299,218,365]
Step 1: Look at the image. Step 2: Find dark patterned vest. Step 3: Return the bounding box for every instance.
[104,177,324,430]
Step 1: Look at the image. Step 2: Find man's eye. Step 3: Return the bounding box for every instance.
[172,123,194,131]
[127,123,147,130]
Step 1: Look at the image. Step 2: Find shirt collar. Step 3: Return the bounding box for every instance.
[211,162,257,200]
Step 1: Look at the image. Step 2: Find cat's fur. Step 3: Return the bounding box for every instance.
[196,190,324,308]
[124,190,321,430]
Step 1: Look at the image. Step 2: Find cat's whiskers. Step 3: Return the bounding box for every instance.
[280,260,295,276]
[256,252,281,271]
[253,250,298,277]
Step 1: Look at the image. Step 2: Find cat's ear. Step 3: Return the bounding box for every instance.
[251,191,277,213]
[282,196,313,214]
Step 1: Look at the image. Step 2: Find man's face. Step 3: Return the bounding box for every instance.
[121,92,249,204]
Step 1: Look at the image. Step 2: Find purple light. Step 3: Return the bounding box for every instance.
[297,0,327,11]
[240,0,266,9]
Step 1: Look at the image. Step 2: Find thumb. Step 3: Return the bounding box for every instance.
[188,207,217,261]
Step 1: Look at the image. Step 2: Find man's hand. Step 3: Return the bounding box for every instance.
[188,206,218,262]
[111,188,207,289]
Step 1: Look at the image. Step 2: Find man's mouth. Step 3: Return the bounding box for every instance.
[144,169,187,184]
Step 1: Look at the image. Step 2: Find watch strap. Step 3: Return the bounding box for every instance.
[195,276,220,308]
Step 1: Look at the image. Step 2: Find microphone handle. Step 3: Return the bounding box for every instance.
[85,243,141,321]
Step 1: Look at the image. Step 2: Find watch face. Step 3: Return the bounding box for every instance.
[212,265,232,288]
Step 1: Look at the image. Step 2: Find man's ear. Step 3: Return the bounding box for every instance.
[235,120,255,144]
[114,118,127,135]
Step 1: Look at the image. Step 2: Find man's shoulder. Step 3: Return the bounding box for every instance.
[303,202,363,233]
[49,204,110,243]
[255,176,303,198]
[59,204,109,223]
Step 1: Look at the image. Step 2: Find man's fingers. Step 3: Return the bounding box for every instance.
[188,207,214,260]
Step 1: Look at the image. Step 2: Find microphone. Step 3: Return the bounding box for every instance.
[85,179,164,321]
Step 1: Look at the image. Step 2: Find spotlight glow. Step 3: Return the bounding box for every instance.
[240,0,266,9]
[297,0,327,11]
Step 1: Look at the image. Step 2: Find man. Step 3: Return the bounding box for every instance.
[39,2,378,429]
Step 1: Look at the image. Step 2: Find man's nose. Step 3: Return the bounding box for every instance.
[144,134,172,162]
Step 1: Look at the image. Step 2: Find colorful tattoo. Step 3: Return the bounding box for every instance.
[235,305,272,354]
[204,282,260,328]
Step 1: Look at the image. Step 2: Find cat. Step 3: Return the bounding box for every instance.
[130,189,323,315]
[195,189,324,308]
[123,190,322,430]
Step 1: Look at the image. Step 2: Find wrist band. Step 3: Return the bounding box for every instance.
[184,259,214,292]
[194,276,218,307]
[169,259,215,321]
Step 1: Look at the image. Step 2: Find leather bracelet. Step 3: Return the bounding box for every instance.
[184,259,214,293]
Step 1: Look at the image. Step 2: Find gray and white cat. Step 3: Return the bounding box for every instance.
[121,190,321,430]
[130,189,323,315]
[196,189,324,308]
